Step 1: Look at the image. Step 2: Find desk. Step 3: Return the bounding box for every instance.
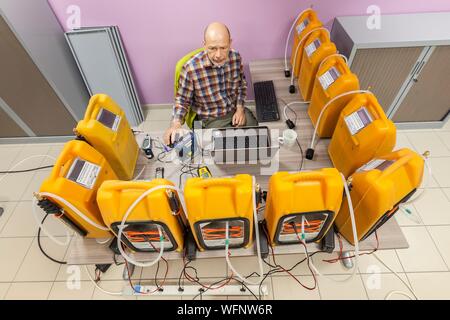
[65,58,409,266]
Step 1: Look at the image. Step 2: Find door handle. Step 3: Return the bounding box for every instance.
[413,61,425,82]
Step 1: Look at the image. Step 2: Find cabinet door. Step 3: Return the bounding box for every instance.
[350,47,424,113]
[391,45,450,123]
[0,107,28,138]
[0,15,76,136]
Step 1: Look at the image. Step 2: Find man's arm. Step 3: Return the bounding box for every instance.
[232,54,248,126]
[164,66,194,144]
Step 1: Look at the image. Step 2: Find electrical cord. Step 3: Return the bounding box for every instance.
[37,213,67,265]
[0,165,54,174]
[0,154,56,185]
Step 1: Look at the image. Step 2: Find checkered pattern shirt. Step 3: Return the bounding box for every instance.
[173,49,247,122]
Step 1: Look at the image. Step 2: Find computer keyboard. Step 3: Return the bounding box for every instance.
[254,81,280,122]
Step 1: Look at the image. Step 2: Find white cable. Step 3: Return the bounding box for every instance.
[372,253,418,300]
[0,154,56,184]
[284,8,313,72]
[308,173,359,282]
[283,101,310,122]
[133,165,146,181]
[95,238,113,245]
[309,90,373,149]
[290,27,330,86]
[37,192,110,232]
[225,176,264,285]
[31,196,75,246]
[117,185,188,268]
[317,54,349,77]
[84,265,123,296]
[385,291,416,300]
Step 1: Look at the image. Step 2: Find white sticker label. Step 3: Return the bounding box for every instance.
[97,108,121,132]
[296,19,309,34]
[357,159,395,172]
[67,158,101,189]
[345,107,373,135]
[318,67,340,90]
[305,39,321,57]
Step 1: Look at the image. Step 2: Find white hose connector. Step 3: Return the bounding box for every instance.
[284,8,313,73]
[225,176,264,285]
[290,27,330,86]
[308,173,359,282]
[117,185,188,268]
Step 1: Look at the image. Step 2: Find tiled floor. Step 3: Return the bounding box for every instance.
[0,106,449,300]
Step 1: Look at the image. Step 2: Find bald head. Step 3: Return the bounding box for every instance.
[204,22,231,43]
[203,22,232,67]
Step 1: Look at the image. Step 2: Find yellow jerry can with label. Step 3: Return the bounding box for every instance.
[184,174,254,251]
[97,179,185,252]
[38,140,118,238]
[264,168,343,245]
[335,148,424,244]
[290,9,323,78]
[75,94,139,181]
[298,29,337,101]
[328,93,397,178]
[308,56,360,138]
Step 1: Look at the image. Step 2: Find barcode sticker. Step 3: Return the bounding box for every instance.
[357,159,395,172]
[305,39,321,57]
[67,158,101,189]
[296,19,310,34]
[97,108,121,132]
[318,67,340,90]
[344,107,373,135]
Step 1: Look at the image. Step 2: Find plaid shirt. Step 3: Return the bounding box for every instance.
[173,49,247,122]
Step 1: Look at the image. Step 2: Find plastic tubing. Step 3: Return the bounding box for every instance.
[284,8,313,72]
[308,173,359,282]
[290,27,330,86]
[224,176,264,285]
[117,185,188,268]
[309,90,373,149]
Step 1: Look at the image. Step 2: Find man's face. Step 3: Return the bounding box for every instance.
[204,37,231,67]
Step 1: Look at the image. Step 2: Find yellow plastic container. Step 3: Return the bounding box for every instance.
[328,93,397,177]
[308,56,360,138]
[290,9,323,78]
[184,175,254,251]
[39,140,118,238]
[335,148,424,244]
[264,168,343,245]
[97,179,185,252]
[298,30,337,101]
[75,94,139,181]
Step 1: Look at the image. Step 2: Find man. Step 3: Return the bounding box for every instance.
[164,22,257,145]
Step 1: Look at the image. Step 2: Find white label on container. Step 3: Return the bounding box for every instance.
[318,67,340,90]
[344,107,373,135]
[67,158,101,189]
[296,19,309,34]
[357,159,395,172]
[305,39,321,57]
[97,108,121,132]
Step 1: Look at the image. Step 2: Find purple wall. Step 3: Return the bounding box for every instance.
[48,0,450,105]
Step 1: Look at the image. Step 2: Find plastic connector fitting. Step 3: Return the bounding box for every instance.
[289,85,296,94]
[286,119,296,129]
[305,148,315,160]
[284,70,291,78]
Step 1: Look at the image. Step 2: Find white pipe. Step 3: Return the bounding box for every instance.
[84,265,123,296]
[284,8,313,72]
[117,185,188,268]
[308,173,359,282]
[225,176,264,285]
[283,101,310,122]
[317,54,349,77]
[309,90,373,149]
[290,28,330,86]
[0,154,56,184]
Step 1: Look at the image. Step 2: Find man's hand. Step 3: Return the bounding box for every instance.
[232,105,246,127]
[163,120,182,145]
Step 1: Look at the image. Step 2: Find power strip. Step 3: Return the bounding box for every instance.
[122,285,268,297]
